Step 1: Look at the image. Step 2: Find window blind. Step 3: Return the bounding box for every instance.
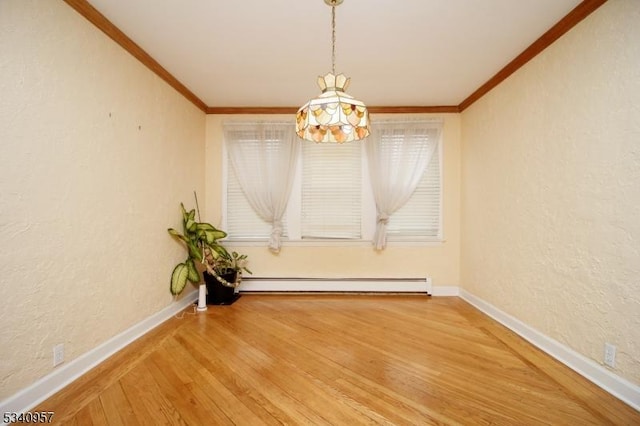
[224,128,288,240]
[226,163,280,239]
[387,141,441,238]
[223,119,443,244]
[301,142,362,239]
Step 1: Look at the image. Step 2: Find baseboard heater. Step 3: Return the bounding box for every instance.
[238,277,432,295]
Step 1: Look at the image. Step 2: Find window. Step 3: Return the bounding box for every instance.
[223,119,443,245]
[301,142,362,239]
[226,158,279,239]
[388,145,440,238]
[224,125,291,240]
[223,121,298,253]
[375,123,442,239]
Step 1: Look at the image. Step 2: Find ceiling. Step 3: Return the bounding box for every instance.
[84,0,584,109]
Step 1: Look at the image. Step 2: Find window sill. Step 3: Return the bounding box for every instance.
[222,239,445,248]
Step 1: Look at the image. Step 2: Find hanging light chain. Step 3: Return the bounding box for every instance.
[295,0,370,143]
[331,5,336,75]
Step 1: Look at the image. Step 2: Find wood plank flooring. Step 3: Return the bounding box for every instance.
[35,294,639,425]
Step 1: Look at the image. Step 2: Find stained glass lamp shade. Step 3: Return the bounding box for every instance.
[295,0,370,143]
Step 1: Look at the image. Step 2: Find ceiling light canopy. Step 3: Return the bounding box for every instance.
[296,0,370,143]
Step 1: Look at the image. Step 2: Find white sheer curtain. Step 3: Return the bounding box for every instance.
[224,121,299,252]
[366,119,441,250]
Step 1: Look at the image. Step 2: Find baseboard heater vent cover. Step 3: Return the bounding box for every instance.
[238,277,432,295]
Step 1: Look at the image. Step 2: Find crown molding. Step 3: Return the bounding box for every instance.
[458,0,607,111]
[63,0,208,112]
[368,106,460,114]
[206,106,460,115]
[64,0,606,115]
[206,107,297,115]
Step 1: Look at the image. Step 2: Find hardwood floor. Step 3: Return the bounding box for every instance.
[36,294,639,425]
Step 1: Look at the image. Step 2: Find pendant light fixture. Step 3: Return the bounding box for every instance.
[296,0,370,143]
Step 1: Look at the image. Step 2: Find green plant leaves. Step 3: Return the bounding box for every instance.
[180,203,197,234]
[167,228,188,243]
[170,263,190,295]
[187,241,203,261]
[169,201,241,295]
[211,245,228,258]
[186,259,199,283]
[196,223,227,244]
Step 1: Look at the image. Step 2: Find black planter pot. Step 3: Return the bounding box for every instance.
[204,271,240,305]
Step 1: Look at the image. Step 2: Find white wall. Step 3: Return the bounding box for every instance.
[461,0,640,386]
[0,0,206,399]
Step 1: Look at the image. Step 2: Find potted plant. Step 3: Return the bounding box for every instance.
[167,202,250,305]
[203,250,252,305]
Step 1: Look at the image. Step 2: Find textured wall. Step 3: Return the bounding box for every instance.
[0,0,205,399]
[205,114,461,286]
[461,0,640,385]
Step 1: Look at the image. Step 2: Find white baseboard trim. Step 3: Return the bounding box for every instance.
[0,291,198,419]
[239,277,433,294]
[459,289,640,412]
[12,287,635,419]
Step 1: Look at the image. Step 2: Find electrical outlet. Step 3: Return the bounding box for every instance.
[53,343,64,367]
[604,343,616,368]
